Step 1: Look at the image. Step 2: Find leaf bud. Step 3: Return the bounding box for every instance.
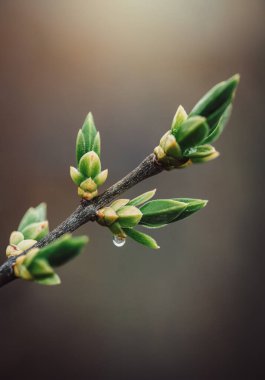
[9,231,24,245]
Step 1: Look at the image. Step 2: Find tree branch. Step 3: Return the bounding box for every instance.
[0,153,163,288]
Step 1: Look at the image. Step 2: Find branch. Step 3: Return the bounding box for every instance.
[0,153,163,288]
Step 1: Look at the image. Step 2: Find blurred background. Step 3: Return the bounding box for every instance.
[0,1,264,379]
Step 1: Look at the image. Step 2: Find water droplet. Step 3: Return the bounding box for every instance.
[112,235,126,247]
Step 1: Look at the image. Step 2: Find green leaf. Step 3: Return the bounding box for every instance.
[82,112,97,152]
[21,221,49,241]
[110,199,130,211]
[94,169,108,187]
[171,105,188,135]
[139,200,187,227]
[108,222,126,238]
[191,151,219,163]
[78,151,101,178]
[117,206,143,228]
[128,189,156,207]
[70,166,85,186]
[28,259,54,278]
[123,228,159,249]
[172,116,209,150]
[202,104,232,144]
[9,231,24,245]
[76,129,86,164]
[205,100,231,129]
[18,203,47,231]
[162,133,182,158]
[92,132,101,156]
[35,203,47,222]
[171,198,208,221]
[35,234,89,267]
[184,144,216,158]
[189,74,239,120]
[35,273,61,286]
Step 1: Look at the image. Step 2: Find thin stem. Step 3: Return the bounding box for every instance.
[0,153,163,288]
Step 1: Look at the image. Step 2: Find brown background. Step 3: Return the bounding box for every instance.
[0,1,264,379]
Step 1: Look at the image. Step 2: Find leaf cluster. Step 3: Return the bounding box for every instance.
[154,74,239,169]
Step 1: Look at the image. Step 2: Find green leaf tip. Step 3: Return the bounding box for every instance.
[123,228,160,250]
[128,189,156,207]
[170,198,208,221]
[189,74,240,129]
[18,203,47,232]
[171,105,188,136]
[76,129,86,164]
[81,112,97,153]
[184,144,219,163]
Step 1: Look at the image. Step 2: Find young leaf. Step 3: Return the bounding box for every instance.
[202,104,232,144]
[162,133,182,158]
[191,151,219,163]
[82,112,97,152]
[18,203,47,232]
[35,203,47,222]
[21,221,49,241]
[9,231,24,245]
[35,234,88,267]
[35,273,61,286]
[110,199,130,211]
[78,151,101,178]
[70,166,85,186]
[28,259,54,278]
[76,129,86,164]
[172,116,209,150]
[128,189,156,207]
[184,145,216,159]
[171,198,208,221]
[18,208,39,232]
[117,206,143,228]
[123,228,159,249]
[171,105,188,135]
[92,132,101,156]
[205,100,231,129]
[139,200,187,227]
[108,222,126,238]
[189,74,239,120]
[93,169,108,187]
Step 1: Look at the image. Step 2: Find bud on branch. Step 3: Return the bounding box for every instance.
[154,74,239,169]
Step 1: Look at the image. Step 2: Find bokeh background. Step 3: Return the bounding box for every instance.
[0,1,264,379]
